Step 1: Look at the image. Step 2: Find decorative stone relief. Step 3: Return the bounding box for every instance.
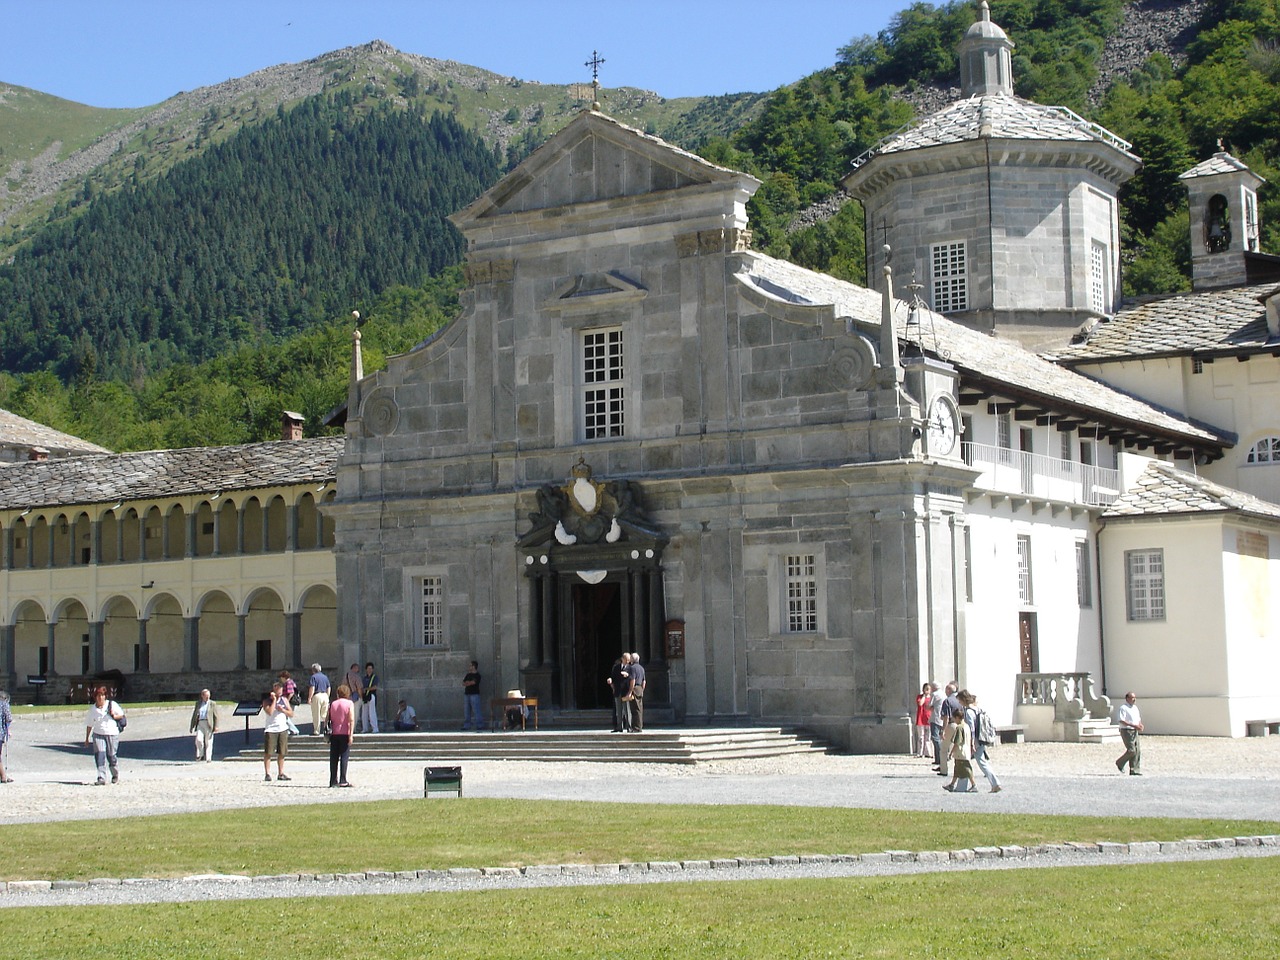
[520,458,661,548]
[675,228,752,258]
[361,389,400,437]
[828,335,878,391]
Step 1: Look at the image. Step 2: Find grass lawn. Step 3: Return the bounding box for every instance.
[7,859,1278,959]
[1,798,1275,881]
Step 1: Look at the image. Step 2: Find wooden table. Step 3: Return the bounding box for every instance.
[489,696,539,731]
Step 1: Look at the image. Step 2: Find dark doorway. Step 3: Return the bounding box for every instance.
[571,581,622,709]
[1019,612,1039,673]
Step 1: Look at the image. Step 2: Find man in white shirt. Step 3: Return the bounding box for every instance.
[393,700,419,731]
[189,688,219,762]
[1115,691,1143,775]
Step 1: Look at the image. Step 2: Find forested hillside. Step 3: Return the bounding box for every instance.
[2,0,1278,455]
[0,93,499,381]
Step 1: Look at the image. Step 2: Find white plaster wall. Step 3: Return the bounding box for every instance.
[1100,517,1232,735]
[1222,525,1280,734]
[962,503,1099,725]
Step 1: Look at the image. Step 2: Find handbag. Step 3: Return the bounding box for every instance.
[110,700,127,731]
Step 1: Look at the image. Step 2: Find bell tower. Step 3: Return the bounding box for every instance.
[1180,149,1265,290]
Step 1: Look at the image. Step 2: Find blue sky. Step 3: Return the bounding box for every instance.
[3,0,906,109]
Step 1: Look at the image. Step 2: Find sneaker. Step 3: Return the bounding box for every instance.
[943,784,954,792]
[990,786,1003,793]
[277,774,292,781]
[966,787,978,793]
[95,779,106,786]
[1130,771,1142,776]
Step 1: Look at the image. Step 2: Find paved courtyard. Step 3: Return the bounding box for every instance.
[4,706,1279,825]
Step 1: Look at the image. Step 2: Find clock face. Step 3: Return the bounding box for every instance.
[927,397,958,456]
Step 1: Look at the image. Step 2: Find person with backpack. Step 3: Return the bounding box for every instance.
[963,690,1003,794]
[83,685,125,785]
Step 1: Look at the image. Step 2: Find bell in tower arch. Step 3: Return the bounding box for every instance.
[1205,194,1232,254]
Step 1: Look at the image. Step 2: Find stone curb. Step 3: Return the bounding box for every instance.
[2,835,1276,895]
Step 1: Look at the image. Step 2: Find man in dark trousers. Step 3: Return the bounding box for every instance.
[462,661,482,731]
[606,654,632,732]
[627,652,646,733]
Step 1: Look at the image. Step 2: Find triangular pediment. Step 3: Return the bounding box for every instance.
[452,111,758,227]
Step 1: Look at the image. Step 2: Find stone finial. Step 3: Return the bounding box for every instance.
[878,245,903,383]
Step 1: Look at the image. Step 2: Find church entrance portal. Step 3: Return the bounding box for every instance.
[517,460,669,713]
[571,581,622,709]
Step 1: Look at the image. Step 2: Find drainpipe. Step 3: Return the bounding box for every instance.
[1094,518,1108,696]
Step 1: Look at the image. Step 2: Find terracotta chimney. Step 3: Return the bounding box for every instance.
[281,411,304,442]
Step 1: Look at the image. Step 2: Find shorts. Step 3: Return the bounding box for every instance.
[264,731,289,759]
[953,757,973,779]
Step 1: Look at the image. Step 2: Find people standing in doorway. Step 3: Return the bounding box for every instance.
[360,662,380,733]
[606,654,632,732]
[628,652,646,733]
[1115,691,1143,775]
[963,691,1002,793]
[262,682,292,782]
[0,690,14,783]
[328,684,355,787]
[189,688,219,762]
[307,663,331,736]
[83,685,125,785]
[914,683,933,759]
[462,661,483,731]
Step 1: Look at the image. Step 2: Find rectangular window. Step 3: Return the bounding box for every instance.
[1090,240,1108,313]
[931,241,968,313]
[1125,549,1165,621]
[1016,535,1033,605]
[997,413,1013,463]
[421,576,445,646]
[1076,540,1092,608]
[581,327,625,440]
[1191,358,1204,375]
[784,554,818,633]
[1060,431,1072,462]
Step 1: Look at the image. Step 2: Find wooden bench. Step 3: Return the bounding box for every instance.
[996,724,1027,744]
[1245,718,1280,737]
[423,766,462,797]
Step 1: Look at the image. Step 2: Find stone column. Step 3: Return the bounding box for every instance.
[91,518,102,565]
[236,614,248,670]
[161,510,171,559]
[287,502,299,552]
[285,612,303,668]
[185,509,197,559]
[183,616,200,672]
[1,523,12,570]
[46,621,58,676]
[46,522,56,569]
[1,623,15,679]
[89,620,105,673]
[115,514,125,564]
[137,513,147,562]
[235,506,246,555]
[211,508,222,557]
[647,570,666,667]
[136,619,150,673]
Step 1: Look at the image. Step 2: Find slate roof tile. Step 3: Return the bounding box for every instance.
[0,436,342,511]
[1103,460,1280,522]
[1050,284,1280,361]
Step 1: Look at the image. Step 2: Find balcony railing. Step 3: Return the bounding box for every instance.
[1016,671,1113,722]
[961,442,1121,506]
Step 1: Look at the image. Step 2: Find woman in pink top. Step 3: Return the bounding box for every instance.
[914,683,933,759]
[327,684,356,787]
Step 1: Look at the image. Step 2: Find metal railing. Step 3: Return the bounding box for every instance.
[961,442,1121,506]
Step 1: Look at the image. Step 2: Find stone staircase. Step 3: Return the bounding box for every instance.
[231,727,829,765]
[1073,717,1124,745]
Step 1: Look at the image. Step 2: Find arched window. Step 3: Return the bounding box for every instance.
[1245,436,1280,465]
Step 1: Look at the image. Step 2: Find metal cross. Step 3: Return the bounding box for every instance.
[585,50,605,110]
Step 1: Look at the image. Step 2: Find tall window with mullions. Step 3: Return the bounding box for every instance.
[581,327,625,440]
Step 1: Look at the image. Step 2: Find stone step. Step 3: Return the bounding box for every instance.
[231,727,827,765]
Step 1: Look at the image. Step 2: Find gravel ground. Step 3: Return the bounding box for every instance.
[2,707,1278,908]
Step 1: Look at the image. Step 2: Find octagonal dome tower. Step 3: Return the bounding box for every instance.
[842,2,1140,351]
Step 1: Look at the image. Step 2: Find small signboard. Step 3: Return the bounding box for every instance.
[234,699,263,744]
